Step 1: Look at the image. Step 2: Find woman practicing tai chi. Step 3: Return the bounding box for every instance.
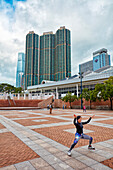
[68,114,95,156]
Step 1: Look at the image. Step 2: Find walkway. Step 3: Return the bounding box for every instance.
[0,109,113,169]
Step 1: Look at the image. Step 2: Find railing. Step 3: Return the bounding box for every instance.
[0,92,55,100]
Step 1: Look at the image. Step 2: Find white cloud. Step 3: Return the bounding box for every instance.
[0,0,113,85]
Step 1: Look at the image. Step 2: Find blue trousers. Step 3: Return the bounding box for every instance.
[70,132,93,151]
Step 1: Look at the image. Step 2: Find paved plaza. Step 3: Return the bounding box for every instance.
[0,109,113,170]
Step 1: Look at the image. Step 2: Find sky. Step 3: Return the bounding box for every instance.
[0,0,113,86]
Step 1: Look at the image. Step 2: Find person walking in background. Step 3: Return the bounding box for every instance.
[67,114,95,156]
[83,105,86,112]
[49,103,53,114]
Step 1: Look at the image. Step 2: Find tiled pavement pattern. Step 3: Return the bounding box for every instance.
[0,132,39,168]
[102,158,113,169]
[0,109,113,169]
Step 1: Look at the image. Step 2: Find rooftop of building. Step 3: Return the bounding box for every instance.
[59,26,65,29]
[41,80,56,84]
[27,66,113,90]
[83,66,113,77]
[28,31,35,34]
[94,65,111,73]
[43,31,53,35]
[93,48,107,56]
[27,26,70,37]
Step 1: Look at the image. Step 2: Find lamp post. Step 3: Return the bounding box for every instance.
[78,72,84,109]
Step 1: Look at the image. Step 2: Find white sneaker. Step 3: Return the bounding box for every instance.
[88,145,95,150]
[67,150,71,156]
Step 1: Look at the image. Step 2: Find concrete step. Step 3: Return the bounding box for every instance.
[0,107,41,110]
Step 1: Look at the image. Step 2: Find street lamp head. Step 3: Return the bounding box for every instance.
[79,76,83,79]
[78,72,84,75]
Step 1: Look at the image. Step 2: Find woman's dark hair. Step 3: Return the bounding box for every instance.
[77,116,81,120]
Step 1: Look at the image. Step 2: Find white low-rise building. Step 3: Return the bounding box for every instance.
[27,66,113,99]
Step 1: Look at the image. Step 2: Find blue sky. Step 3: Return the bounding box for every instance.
[4,0,26,5]
[0,0,113,86]
[0,0,27,15]
[0,0,26,10]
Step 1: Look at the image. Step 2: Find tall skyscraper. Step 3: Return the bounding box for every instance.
[25,27,71,88]
[39,32,55,84]
[25,31,39,89]
[93,48,111,71]
[16,52,25,88]
[55,26,71,81]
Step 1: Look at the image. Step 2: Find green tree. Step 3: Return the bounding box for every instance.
[0,83,22,93]
[94,83,105,101]
[92,77,113,110]
[81,88,90,101]
[81,88,97,109]
[90,90,97,102]
[103,76,113,110]
[14,87,22,93]
[62,92,77,109]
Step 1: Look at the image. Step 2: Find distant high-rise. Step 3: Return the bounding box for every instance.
[25,31,39,89]
[39,32,55,84]
[79,60,93,74]
[79,48,111,73]
[16,52,25,88]
[25,27,71,88]
[93,48,111,71]
[55,26,71,81]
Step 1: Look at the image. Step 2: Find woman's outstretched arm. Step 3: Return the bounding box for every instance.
[82,115,95,125]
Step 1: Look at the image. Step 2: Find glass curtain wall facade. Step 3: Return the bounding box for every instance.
[79,60,93,74]
[55,27,71,81]
[25,27,71,88]
[79,48,111,74]
[93,49,111,71]
[25,31,39,89]
[16,52,25,88]
[39,32,55,84]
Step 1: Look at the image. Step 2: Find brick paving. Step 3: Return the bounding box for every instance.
[34,124,113,148]
[5,113,41,119]
[62,115,105,118]
[14,117,67,126]
[101,157,113,169]
[100,114,113,117]
[96,119,113,125]
[0,132,39,168]
[0,123,5,129]
[0,109,113,169]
